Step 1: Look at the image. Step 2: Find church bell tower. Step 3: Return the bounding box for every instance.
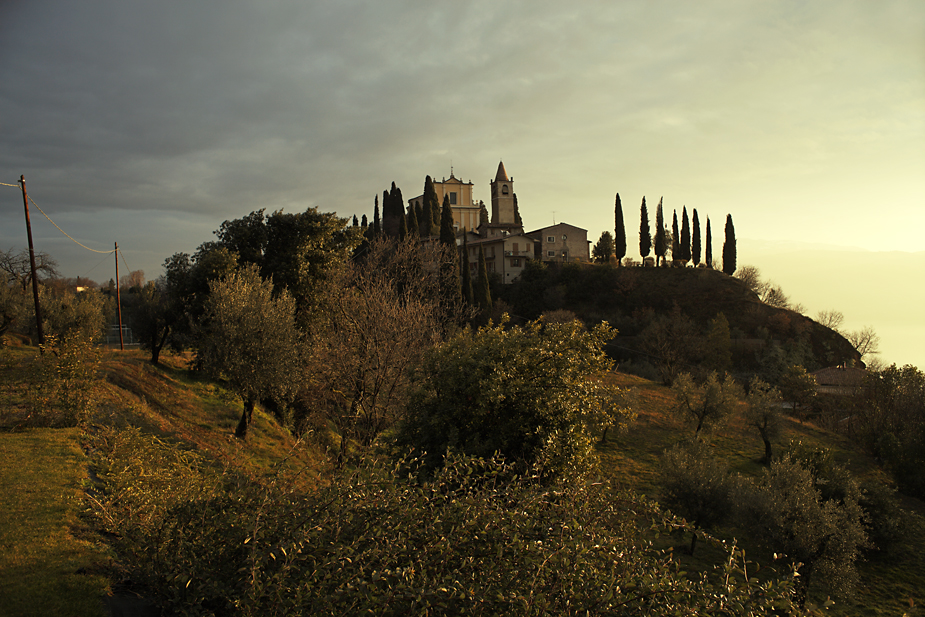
[490,161,515,225]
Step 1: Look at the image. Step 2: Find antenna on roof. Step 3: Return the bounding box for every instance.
[552,210,557,224]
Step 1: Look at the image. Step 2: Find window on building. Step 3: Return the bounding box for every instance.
[449,192,457,205]
[513,242,519,253]
[562,235,568,240]
[502,185,509,195]
[487,261,495,272]
[547,236,555,243]
[547,250,555,257]
[512,258,521,267]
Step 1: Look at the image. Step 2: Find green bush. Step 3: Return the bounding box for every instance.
[396,318,626,479]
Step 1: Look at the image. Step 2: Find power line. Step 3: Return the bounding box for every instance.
[28,195,115,254]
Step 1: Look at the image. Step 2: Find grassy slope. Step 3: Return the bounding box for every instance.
[598,371,925,617]
[3,343,922,615]
[0,347,329,616]
[0,428,109,617]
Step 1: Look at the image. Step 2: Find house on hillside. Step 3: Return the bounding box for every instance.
[525,222,591,264]
[811,365,869,396]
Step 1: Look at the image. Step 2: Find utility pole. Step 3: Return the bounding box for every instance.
[115,242,124,350]
[19,175,44,347]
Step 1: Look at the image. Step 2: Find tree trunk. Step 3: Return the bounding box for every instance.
[235,397,256,439]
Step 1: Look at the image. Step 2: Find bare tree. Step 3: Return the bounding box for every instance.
[0,247,59,292]
[815,309,844,331]
[305,238,461,462]
[846,326,880,361]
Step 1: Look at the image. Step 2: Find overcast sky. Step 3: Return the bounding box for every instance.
[2,1,923,366]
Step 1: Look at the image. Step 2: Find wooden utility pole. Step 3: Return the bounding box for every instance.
[115,242,124,350]
[19,175,44,346]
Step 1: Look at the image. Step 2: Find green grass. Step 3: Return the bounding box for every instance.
[0,428,110,617]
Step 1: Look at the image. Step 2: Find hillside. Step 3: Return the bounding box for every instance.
[598,371,925,616]
[501,263,860,374]
[3,345,921,615]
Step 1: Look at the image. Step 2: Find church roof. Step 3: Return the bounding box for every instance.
[495,161,509,182]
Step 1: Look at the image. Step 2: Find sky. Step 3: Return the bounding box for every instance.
[2,1,923,367]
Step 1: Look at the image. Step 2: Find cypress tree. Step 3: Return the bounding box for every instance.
[691,209,701,266]
[406,205,418,236]
[381,189,394,236]
[654,198,666,266]
[440,194,456,247]
[479,203,489,228]
[671,209,679,263]
[361,214,368,228]
[461,235,473,307]
[705,217,713,268]
[476,246,492,317]
[415,203,425,233]
[681,207,691,262]
[373,195,381,237]
[639,197,651,260]
[614,193,626,264]
[514,193,523,226]
[422,176,439,236]
[352,215,359,227]
[722,214,736,275]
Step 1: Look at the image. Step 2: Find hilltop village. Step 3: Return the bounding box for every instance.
[386,162,591,284]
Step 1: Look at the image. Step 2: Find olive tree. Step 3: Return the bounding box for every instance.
[198,265,302,439]
[672,372,741,436]
[398,318,626,479]
[744,377,783,463]
[735,455,868,606]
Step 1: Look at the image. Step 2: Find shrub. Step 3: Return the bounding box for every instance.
[92,428,801,616]
[396,318,626,479]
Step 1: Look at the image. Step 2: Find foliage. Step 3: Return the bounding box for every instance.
[639,196,651,259]
[397,318,625,479]
[92,427,802,616]
[659,440,737,554]
[130,279,174,364]
[853,364,925,498]
[679,206,691,262]
[0,274,26,341]
[198,264,302,438]
[305,238,446,461]
[591,230,615,263]
[672,371,742,436]
[475,246,492,321]
[734,454,868,606]
[638,307,702,385]
[705,217,713,268]
[702,313,732,372]
[26,332,103,426]
[38,285,111,341]
[744,377,784,463]
[654,198,667,265]
[691,209,701,266]
[722,214,736,275]
[614,193,626,261]
[778,365,817,418]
